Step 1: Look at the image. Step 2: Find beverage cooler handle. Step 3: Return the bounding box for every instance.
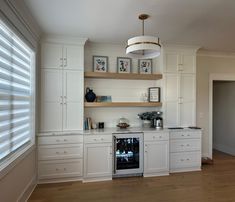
[113,136,117,174]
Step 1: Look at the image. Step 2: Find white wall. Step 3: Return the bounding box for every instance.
[84,42,162,127]
[196,52,235,157]
[0,0,40,201]
[213,81,235,155]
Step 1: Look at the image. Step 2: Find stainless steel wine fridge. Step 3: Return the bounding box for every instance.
[113,133,143,177]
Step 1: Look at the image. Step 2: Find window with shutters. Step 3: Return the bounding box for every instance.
[0,20,35,171]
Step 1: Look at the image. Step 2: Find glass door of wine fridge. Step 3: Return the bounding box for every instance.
[113,133,143,177]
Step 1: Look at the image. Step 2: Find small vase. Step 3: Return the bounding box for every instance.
[85,87,96,102]
[142,120,151,128]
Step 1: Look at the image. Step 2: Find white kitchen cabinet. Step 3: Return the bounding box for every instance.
[144,132,169,177]
[164,51,195,74]
[164,73,195,127]
[41,42,84,70]
[83,135,112,182]
[169,130,201,173]
[37,134,83,183]
[40,69,83,131]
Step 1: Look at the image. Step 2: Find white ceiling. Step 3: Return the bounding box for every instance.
[24,0,235,52]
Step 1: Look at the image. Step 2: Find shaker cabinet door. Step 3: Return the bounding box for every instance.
[64,45,84,70]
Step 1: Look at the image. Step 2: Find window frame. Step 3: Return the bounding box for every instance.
[0,19,36,178]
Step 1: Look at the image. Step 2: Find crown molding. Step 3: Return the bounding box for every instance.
[42,35,88,45]
[197,50,235,58]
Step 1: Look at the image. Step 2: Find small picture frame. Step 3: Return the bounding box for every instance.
[117,57,132,73]
[139,59,152,74]
[93,56,108,72]
[148,87,160,102]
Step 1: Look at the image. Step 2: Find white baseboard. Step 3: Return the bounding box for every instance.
[17,175,37,202]
[213,143,235,156]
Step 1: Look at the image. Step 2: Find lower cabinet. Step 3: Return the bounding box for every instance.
[169,130,202,173]
[37,133,83,183]
[144,132,169,177]
[83,135,112,182]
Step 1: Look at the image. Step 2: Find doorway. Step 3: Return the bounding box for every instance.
[209,74,235,158]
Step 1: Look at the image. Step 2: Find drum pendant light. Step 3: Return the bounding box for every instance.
[126,14,161,59]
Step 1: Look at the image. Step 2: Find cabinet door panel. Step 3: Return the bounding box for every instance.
[64,45,83,70]
[182,54,195,73]
[84,143,112,178]
[180,102,195,127]
[41,103,62,131]
[164,74,180,101]
[144,141,169,173]
[164,52,180,73]
[180,74,195,101]
[165,102,179,127]
[41,43,63,69]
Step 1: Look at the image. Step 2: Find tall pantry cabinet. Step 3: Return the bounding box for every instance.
[40,37,87,132]
[163,46,199,127]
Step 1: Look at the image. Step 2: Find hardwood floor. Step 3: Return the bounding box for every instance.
[29,151,235,202]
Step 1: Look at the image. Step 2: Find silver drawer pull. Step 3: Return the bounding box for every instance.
[94,138,97,141]
[56,152,59,154]
[101,138,104,141]
[153,136,156,139]
[64,151,67,154]
[181,144,184,147]
[159,136,162,138]
[181,134,184,137]
[64,139,67,142]
[187,144,190,146]
[145,151,147,153]
[56,139,60,142]
[56,168,59,171]
[64,168,67,171]
[180,159,184,161]
[187,134,190,137]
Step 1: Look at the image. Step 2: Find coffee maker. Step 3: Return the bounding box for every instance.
[152,111,163,129]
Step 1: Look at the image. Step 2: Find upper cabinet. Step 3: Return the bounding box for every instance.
[163,47,197,74]
[41,37,87,70]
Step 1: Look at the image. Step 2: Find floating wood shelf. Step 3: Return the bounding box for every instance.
[84,72,162,80]
[84,102,162,108]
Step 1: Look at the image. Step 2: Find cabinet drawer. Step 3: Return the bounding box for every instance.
[38,144,83,160]
[38,135,83,145]
[84,135,112,144]
[144,132,169,142]
[170,152,201,169]
[170,139,201,152]
[38,159,83,179]
[170,131,201,139]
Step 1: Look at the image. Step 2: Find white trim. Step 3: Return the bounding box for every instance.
[197,50,235,58]
[41,35,88,45]
[163,44,200,53]
[209,73,235,159]
[17,174,37,202]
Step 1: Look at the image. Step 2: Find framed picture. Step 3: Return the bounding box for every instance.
[139,59,152,74]
[93,56,108,72]
[117,57,132,73]
[148,87,160,102]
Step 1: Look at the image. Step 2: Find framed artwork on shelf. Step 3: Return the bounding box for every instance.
[139,59,152,74]
[148,87,160,102]
[117,57,132,73]
[93,56,108,72]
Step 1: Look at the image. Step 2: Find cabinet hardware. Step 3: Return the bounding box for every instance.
[56,152,59,154]
[181,145,184,147]
[64,168,67,171]
[64,58,67,66]
[56,139,60,142]
[101,138,104,141]
[187,144,190,146]
[64,151,67,154]
[64,139,67,142]
[159,136,162,138]
[56,168,59,171]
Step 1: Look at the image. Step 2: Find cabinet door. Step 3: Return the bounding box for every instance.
[63,70,83,130]
[180,74,195,126]
[181,54,195,74]
[40,69,63,131]
[41,43,63,69]
[164,74,180,127]
[144,141,169,174]
[64,45,84,70]
[164,52,180,73]
[84,143,112,179]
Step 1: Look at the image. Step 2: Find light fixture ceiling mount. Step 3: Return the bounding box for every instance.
[126,14,161,59]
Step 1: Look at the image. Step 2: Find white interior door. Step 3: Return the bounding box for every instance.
[41,43,63,69]
[64,45,84,70]
[40,69,63,131]
[63,70,83,130]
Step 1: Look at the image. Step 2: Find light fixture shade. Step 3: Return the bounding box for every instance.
[126,35,161,59]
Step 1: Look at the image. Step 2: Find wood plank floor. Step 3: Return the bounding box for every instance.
[29,151,235,202]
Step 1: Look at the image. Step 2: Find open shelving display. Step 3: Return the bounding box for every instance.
[84,102,162,108]
[84,72,162,80]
